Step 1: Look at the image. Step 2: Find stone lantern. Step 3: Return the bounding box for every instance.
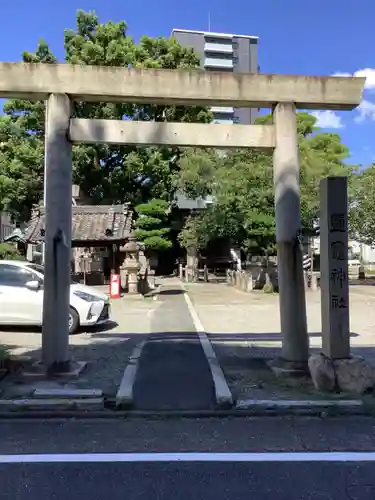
[121,234,140,294]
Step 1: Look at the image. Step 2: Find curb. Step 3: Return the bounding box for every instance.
[236,399,363,414]
[181,287,233,408]
[0,403,370,419]
[115,341,146,408]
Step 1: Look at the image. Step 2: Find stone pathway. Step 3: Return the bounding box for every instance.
[132,281,215,410]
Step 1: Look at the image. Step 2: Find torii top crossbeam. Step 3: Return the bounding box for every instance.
[0,62,365,110]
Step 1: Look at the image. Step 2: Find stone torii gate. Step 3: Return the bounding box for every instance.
[0,63,365,375]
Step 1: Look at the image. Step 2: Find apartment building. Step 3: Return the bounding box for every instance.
[172,28,259,124]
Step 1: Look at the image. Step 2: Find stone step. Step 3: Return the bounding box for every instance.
[0,398,104,411]
[33,388,103,399]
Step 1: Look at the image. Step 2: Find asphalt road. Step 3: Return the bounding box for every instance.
[1,460,374,500]
[2,417,375,500]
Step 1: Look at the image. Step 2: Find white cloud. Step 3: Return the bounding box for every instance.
[311,110,344,129]
[354,69,375,89]
[332,72,352,78]
[354,99,375,123]
[333,69,375,123]
[332,68,375,89]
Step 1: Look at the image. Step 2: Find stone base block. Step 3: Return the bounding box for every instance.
[22,360,87,380]
[308,353,335,392]
[335,355,375,393]
[309,353,375,394]
[268,358,309,380]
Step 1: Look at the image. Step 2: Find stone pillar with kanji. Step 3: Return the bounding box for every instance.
[309,177,375,394]
[320,176,350,359]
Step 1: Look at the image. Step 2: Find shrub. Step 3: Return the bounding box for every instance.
[0,243,23,260]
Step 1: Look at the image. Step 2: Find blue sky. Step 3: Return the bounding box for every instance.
[1,0,374,166]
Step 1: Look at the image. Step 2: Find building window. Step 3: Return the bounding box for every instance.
[205,67,233,72]
[232,42,238,49]
[204,52,233,61]
[205,36,232,45]
[213,111,234,122]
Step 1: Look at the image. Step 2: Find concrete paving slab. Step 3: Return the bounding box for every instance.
[183,290,233,407]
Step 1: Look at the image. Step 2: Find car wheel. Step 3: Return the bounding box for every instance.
[69,307,79,335]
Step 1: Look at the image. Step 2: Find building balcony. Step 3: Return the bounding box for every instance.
[204,42,233,54]
[204,57,233,69]
[213,118,234,125]
[210,106,234,114]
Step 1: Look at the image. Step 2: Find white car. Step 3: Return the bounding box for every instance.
[0,260,110,334]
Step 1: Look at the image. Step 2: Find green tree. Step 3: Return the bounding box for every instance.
[0,10,211,223]
[349,164,375,245]
[175,146,275,254]
[256,112,355,230]
[178,212,212,250]
[0,40,55,221]
[176,112,354,255]
[134,199,172,252]
[0,115,45,222]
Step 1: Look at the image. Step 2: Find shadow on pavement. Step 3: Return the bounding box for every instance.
[1,329,217,408]
[207,331,359,341]
[0,325,374,409]
[0,321,119,335]
[158,289,186,296]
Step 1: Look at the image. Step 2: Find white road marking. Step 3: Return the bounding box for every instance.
[1,452,375,463]
[182,287,233,406]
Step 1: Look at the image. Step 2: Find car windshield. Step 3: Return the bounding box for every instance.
[26,263,44,276]
[25,264,79,283]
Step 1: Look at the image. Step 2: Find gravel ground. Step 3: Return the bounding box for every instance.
[185,282,375,401]
[0,295,160,397]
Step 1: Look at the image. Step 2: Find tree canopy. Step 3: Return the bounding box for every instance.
[0,10,211,223]
[176,112,355,255]
[349,164,375,246]
[0,10,368,258]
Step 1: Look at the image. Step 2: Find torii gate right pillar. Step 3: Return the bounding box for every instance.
[272,102,309,370]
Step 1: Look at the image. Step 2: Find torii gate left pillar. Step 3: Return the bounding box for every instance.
[42,93,84,375]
